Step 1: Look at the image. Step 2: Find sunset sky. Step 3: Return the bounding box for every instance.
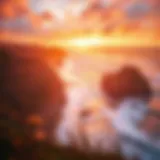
[0,0,159,46]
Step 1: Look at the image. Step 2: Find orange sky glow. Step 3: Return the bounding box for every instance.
[0,0,159,48]
[0,31,159,50]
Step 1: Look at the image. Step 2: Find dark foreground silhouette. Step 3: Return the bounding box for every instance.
[0,44,124,160]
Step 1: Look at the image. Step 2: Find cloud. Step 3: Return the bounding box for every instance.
[41,11,54,21]
[28,13,43,29]
[27,11,56,32]
[0,0,55,32]
[0,0,29,19]
[124,1,151,19]
[0,0,159,34]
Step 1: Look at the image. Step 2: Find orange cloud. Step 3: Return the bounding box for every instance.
[0,0,28,19]
[28,13,43,29]
[0,0,29,20]
[0,0,55,31]
[28,11,54,30]
[41,11,54,21]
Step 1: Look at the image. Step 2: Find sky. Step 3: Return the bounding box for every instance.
[0,0,159,35]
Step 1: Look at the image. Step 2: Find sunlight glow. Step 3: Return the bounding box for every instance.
[0,31,159,49]
[47,34,159,50]
[65,37,103,47]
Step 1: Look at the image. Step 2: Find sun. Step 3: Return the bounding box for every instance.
[65,37,104,47]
